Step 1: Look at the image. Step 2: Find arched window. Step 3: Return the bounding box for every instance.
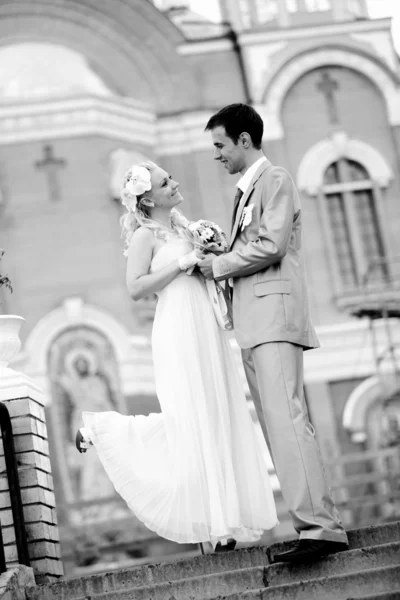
[320,158,388,289]
[237,0,279,27]
[287,0,331,12]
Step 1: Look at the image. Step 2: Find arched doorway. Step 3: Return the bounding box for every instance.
[343,374,400,524]
[21,299,160,574]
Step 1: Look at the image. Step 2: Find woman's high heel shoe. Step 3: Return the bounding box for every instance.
[215,538,236,553]
[75,427,94,453]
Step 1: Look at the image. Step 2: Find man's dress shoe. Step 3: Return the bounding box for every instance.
[272,539,349,564]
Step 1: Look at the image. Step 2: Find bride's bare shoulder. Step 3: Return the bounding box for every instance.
[131,226,154,244]
[127,227,155,258]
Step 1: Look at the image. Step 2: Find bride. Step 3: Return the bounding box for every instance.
[77,161,278,551]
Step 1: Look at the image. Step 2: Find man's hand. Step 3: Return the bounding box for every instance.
[198,254,216,279]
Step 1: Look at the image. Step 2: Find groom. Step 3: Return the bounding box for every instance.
[198,103,349,563]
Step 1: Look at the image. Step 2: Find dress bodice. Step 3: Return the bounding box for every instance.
[150,237,193,273]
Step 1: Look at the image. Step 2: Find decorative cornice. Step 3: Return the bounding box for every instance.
[0,97,216,155]
[177,38,234,56]
[157,111,213,155]
[238,16,393,47]
[0,95,156,146]
[303,318,400,383]
[228,317,400,385]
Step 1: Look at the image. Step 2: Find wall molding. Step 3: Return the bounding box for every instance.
[239,16,393,46]
[0,98,217,156]
[257,46,400,139]
[342,374,400,442]
[157,110,214,156]
[297,132,393,194]
[0,95,156,146]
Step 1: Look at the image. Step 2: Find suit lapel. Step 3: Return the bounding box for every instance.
[229,160,271,246]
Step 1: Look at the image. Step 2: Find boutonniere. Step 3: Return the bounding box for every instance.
[240,204,255,231]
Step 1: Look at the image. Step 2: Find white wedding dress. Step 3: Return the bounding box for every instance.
[82,237,278,547]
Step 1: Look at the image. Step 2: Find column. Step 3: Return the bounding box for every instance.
[277,0,290,27]
[218,0,245,31]
[332,0,347,21]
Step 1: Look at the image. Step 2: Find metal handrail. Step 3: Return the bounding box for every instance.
[343,255,400,320]
[0,523,5,573]
[0,402,30,572]
[361,255,400,288]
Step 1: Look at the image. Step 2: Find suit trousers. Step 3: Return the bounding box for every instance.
[242,341,348,543]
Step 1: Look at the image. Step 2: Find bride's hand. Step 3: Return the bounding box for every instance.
[195,249,206,260]
[178,250,205,271]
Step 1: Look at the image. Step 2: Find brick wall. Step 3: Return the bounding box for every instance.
[0,379,63,583]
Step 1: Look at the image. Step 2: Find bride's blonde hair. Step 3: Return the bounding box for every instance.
[120,161,191,256]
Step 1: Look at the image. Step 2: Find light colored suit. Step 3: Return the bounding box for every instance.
[213,159,348,543]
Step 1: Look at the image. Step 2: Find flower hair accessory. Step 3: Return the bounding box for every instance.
[121,165,152,212]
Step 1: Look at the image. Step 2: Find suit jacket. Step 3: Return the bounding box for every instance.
[213,160,320,350]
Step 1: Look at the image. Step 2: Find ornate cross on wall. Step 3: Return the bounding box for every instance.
[316,71,340,125]
[35,144,66,202]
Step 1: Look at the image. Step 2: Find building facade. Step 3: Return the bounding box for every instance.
[1,0,399,575]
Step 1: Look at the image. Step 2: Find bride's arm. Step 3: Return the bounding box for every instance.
[125,228,180,300]
[126,228,200,301]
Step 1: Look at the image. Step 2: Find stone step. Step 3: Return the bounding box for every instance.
[71,565,265,600]
[26,542,400,600]
[346,593,400,600]
[25,522,400,600]
[217,564,400,600]
[26,547,266,600]
[265,541,400,588]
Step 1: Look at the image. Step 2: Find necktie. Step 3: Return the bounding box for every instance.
[231,188,244,231]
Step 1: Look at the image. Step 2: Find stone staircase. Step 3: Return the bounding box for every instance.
[25,522,400,600]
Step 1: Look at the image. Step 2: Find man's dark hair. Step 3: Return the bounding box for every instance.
[205,103,264,150]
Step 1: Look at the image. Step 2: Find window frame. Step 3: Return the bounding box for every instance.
[317,157,389,297]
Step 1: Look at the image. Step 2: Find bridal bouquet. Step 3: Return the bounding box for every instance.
[188,219,228,254]
[187,220,233,331]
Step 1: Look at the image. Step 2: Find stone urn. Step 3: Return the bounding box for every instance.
[0,315,25,376]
